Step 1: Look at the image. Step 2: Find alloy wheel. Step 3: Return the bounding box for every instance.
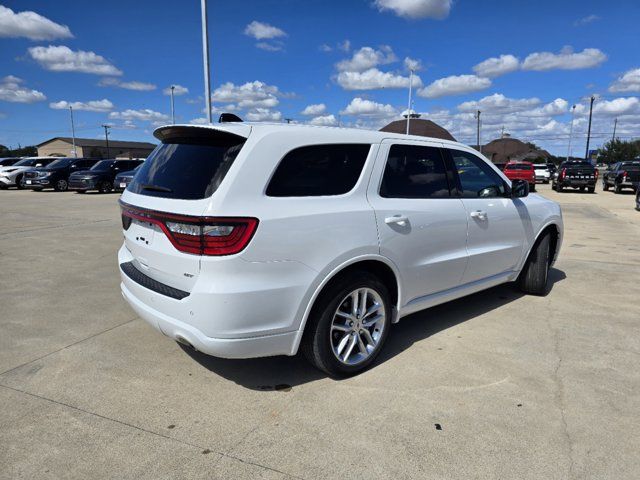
[330,288,386,366]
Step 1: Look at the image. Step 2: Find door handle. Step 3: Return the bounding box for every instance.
[470,210,487,220]
[385,214,408,226]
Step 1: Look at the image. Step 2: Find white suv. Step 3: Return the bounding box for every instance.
[118,123,563,376]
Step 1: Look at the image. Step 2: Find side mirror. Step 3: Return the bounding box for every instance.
[511,179,529,198]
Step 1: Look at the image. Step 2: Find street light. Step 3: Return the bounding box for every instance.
[201,0,212,124]
[170,85,176,124]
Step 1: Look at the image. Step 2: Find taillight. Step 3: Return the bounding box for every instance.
[120,201,258,256]
[622,170,628,179]
[560,168,566,180]
[594,169,599,179]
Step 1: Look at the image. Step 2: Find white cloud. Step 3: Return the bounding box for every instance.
[28,45,122,76]
[336,68,422,90]
[319,44,332,52]
[522,46,607,71]
[473,54,520,78]
[338,40,351,52]
[99,78,156,91]
[309,114,338,126]
[609,68,640,93]
[0,75,46,103]
[245,108,282,121]
[0,5,73,40]
[301,103,327,116]
[419,74,491,98]
[458,93,540,114]
[336,46,397,72]
[255,41,283,52]
[162,84,189,96]
[189,117,209,125]
[109,109,169,122]
[244,21,286,40]
[212,81,281,109]
[373,0,452,19]
[592,97,640,116]
[50,99,114,112]
[404,57,423,71]
[574,14,600,27]
[340,97,397,117]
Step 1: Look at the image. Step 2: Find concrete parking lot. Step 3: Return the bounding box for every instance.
[1,184,639,479]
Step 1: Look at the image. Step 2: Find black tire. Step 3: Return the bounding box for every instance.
[98,180,112,194]
[587,187,595,193]
[529,184,536,192]
[603,181,609,191]
[556,183,563,192]
[518,233,551,296]
[54,179,68,192]
[15,174,25,190]
[614,183,622,194]
[302,271,392,377]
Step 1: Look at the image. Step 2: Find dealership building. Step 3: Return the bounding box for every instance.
[37,137,156,159]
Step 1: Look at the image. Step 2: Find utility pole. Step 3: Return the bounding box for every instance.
[406,69,414,135]
[566,104,576,161]
[476,110,481,154]
[170,85,176,124]
[500,125,505,138]
[584,95,595,161]
[201,0,212,124]
[611,118,617,143]
[101,124,111,159]
[69,106,77,158]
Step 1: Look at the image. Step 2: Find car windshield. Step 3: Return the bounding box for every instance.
[45,158,73,169]
[13,158,40,167]
[534,165,548,169]
[562,161,592,168]
[90,160,115,170]
[506,164,532,170]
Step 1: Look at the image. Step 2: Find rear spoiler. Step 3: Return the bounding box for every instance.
[153,124,251,143]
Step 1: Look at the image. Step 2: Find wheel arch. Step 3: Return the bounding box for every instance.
[290,255,401,355]
[521,222,562,273]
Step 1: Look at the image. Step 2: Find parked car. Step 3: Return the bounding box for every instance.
[69,159,143,193]
[533,164,552,184]
[503,161,536,191]
[118,123,563,376]
[602,161,640,193]
[0,157,21,167]
[113,164,142,192]
[0,157,60,189]
[552,160,597,193]
[24,158,99,191]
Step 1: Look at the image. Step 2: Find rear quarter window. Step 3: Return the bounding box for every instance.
[266,144,370,197]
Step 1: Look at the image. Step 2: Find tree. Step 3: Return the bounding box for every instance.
[597,139,640,164]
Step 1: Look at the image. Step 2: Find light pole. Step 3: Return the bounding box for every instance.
[566,104,576,161]
[584,95,595,161]
[406,69,414,135]
[101,124,111,159]
[170,85,176,124]
[69,106,77,158]
[201,0,212,124]
[612,118,617,143]
[476,110,481,154]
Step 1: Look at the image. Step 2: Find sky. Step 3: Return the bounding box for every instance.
[1,0,640,156]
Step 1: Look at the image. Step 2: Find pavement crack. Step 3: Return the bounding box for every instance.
[0,384,306,480]
[0,316,138,377]
[546,313,576,479]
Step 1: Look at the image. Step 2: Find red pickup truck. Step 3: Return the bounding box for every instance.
[503,161,536,192]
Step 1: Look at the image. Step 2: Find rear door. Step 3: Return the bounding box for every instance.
[368,140,469,304]
[120,127,249,292]
[446,148,526,283]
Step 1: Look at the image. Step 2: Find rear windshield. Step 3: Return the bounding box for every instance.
[533,165,549,169]
[621,163,640,171]
[128,135,246,200]
[561,162,593,168]
[505,164,532,170]
[14,158,55,167]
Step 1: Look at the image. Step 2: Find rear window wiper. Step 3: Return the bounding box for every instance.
[140,183,173,193]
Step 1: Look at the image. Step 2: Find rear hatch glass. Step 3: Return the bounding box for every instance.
[128,131,246,200]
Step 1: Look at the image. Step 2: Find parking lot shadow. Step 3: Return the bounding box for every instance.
[182,268,566,390]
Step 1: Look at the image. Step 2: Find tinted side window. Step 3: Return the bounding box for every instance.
[449,149,506,198]
[380,145,450,198]
[266,144,370,197]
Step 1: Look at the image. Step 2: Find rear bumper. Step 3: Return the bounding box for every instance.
[117,244,317,359]
[121,281,298,358]
[558,179,595,187]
